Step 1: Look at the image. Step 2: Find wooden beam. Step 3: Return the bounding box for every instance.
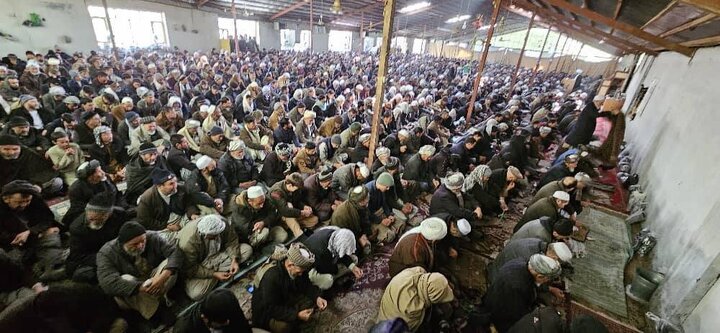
[680,34,720,47]
[466,0,503,124]
[530,25,552,85]
[367,0,398,168]
[197,0,209,8]
[270,1,307,21]
[641,1,677,29]
[541,0,694,56]
[659,13,717,38]
[510,12,535,92]
[512,1,654,55]
[609,0,624,35]
[680,0,720,16]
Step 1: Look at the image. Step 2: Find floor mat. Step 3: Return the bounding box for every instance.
[594,167,628,213]
[568,206,632,318]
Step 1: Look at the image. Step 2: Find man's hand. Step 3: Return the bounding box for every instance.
[474,207,483,220]
[507,181,516,190]
[11,230,31,247]
[65,147,76,155]
[298,308,314,321]
[263,144,272,152]
[400,179,409,187]
[549,286,565,302]
[448,247,458,259]
[400,145,407,153]
[432,179,440,188]
[499,200,509,212]
[239,180,257,189]
[402,203,413,215]
[214,199,224,211]
[381,216,394,227]
[213,271,232,281]
[316,297,327,310]
[229,258,239,275]
[38,227,60,239]
[351,266,363,279]
[359,234,370,247]
[166,223,181,232]
[147,271,171,295]
[252,221,265,232]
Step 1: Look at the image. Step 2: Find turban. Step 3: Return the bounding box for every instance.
[197,214,226,236]
[529,254,561,278]
[195,155,213,170]
[247,186,265,199]
[548,242,573,263]
[287,243,315,269]
[419,217,447,241]
[444,172,464,191]
[553,191,570,201]
[456,219,471,236]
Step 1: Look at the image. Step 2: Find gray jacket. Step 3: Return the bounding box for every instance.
[96,231,183,297]
[508,218,553,244]
[332,163,360,201]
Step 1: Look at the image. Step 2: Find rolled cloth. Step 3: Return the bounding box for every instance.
[228,140,246,151]
[419,217,447,241]
[357,162,370,178]
[507,166,523,179]
[419,145,436,156]
[197,214,226,235]
[287,243,315,269]
[528,254,561,278]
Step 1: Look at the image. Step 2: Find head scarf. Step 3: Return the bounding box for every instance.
[93,125,111,147]
[462,165,492,192]
[327,227,357,259]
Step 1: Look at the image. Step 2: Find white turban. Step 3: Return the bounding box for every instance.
[327,227,357,258]
[195,155,213,170]
[529,254,561,278]
[553,191,570,201]
[197,214,226,235]
[419,217,447,241]
[548,242,573,263]
[419,145,436,156]
[228,140,246,151]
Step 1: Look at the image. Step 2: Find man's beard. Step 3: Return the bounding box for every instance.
[1,152,20,160]
[124,244,145,256]
[88,221,106,230]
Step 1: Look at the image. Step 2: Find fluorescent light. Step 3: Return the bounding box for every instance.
[436,27,453,33]
[477,24,492,31]
[459,42,468,48]
[332,21,357,27]
[399,1,431,14]
[446,14,471,24]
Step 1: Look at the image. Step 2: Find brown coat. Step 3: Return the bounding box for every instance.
[318,116,341,138]
[292,148,319,175]
[388,232,435,278]
[199,135,229,160]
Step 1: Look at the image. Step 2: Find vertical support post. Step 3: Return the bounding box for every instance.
[556,36,570,72]
[367,0,397,168]
[509,12,535,93]
[547,33,562,72]
[101,0,118,58]
[309,0,313,51]
[530,26,552,86]
[360,13,365,52]
[571,43,585,70]
[232,0,239,53]
[465,0,503,124]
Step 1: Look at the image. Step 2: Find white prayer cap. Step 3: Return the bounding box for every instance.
[197,214,226,235]
[548,242,573,263]
[247,186,265,199]
[420,217,448,241]
[553,191,570,201]
[195,155,214,170]
[357,162,370,178]
[457,219,471,236]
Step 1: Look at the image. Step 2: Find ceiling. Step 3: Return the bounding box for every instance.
[157,0,720,57]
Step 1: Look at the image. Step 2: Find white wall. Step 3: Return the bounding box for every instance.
[0,0,219,55]
[684,278,720,332]
[622,46,720,327]
[0,0,97,55]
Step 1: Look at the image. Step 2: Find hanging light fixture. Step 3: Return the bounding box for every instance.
[331,0,343,14]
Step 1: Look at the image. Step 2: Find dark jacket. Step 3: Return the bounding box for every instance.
[402,153,434,185]
[0,195,54,251]
[429,184,478,222]
[330,200,372,240]
[365,180,402,223]
[515,197,562,232]
[96,232,183,297]
[231,191,280,243]
[136,185,213,231]
[166,147,196,179]
[184,168,230,203]
[487,238,546,283]
[303,174,338,221]
[62,179,124,227]
[0,147,58,188]
[483,258,538,333]
[66,210,128,275]
[259,152,288,187]
[75,122,97,151]
[251,260,321,329]
[217,152,258,191]
[268,180,305,218]
[304,228,355,275]
[125,154,170,204]
[174,298,252,333]
[9,107,55,129]
[87,137,129,173]
[537,163,576,189]
[565,102,598,146]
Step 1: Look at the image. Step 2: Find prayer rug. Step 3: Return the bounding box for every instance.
[568,206,632,318]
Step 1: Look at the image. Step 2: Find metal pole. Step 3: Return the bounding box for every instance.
[530,26,552,86]
[309,0,313,51]
[101,0,118,58]
[509,12,535,93]
[571,43,585,71]
[556,35,570,72]
[360,12,365,52]
[367,0,397,168]
[232,0,239,53]
[547,32,562,73]
[465,0,503,124]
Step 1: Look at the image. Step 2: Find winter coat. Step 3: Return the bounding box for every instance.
[332,163,362,200]
[97,232,183,297]
[429,184,478,222]
[62,179,124,227]
[251,261,320,329]
[487,238,546,283]
[303,228,355,275]
[0,195,54,251]
[388,233,435,278]
[0,147,58,188]
[184,168,230,203]
[515,197,562,232]
[136,185,213,231]
[66,210,128,275]
[259,152,288,187]
[402,153,434,185]
[509,218,554,244]
[217,152,258,190]
[330,200,372,240]
[177,219,241,279]
[124,155,170,204]
[231,191,280,243]
[483,258,538,333]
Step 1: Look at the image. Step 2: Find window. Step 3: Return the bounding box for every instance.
[88,6,169,48]
[328,30,353,52]
[392,36,408,53]
[412,38,426,54]
[217,18,259,43]
[280,29,311,51]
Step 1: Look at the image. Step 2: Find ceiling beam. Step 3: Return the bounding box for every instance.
[270,1,308,21]
[641,1,677,29]
[196,0,209,8]
[540,0,694,56]
[511,1,655,55]
[680,34,720,47]
[659,13,717,38]
[609,0,623,35]
[679,0,720,16]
